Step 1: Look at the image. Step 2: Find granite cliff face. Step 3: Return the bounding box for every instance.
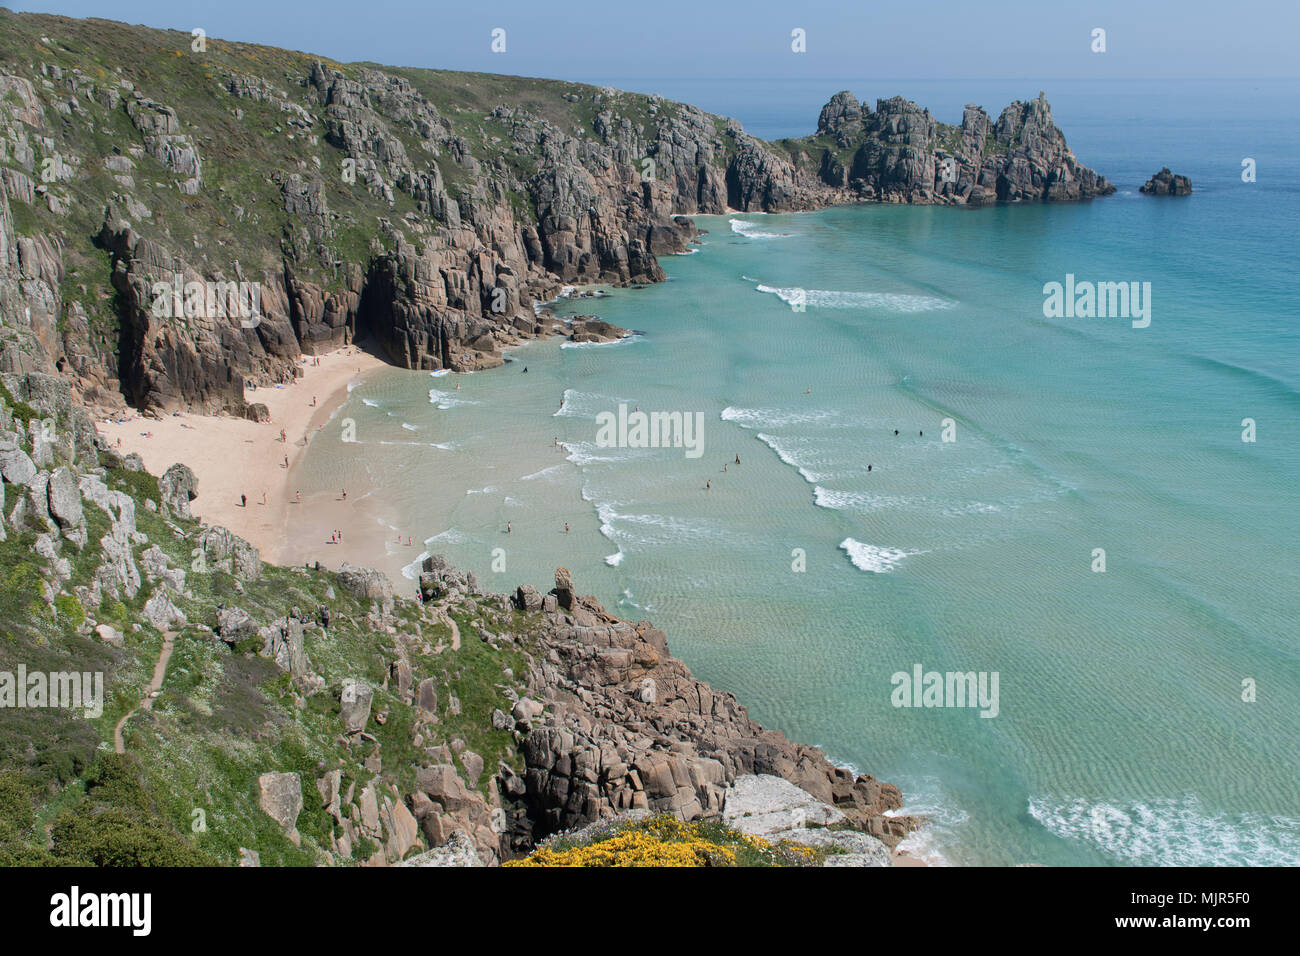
[0,12,1112,416]
[791,89,1116,205]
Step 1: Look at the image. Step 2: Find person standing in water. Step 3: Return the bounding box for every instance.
[735,454,741,465]
[564,522,570,534]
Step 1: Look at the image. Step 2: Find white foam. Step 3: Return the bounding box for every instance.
[401,422,418,431]
[361,398,380,408]
[564,441,638,466]
[466,485,497,496]
[754,283,954,313]
[429,369,451,378]
[815,486,873,510]
[729,218,793,239]
[374,439,455,449]
[1028,794,1300,867]
[553,388,633,419]
[757,433,829,483]
[424,528,468,545]
[838,537,918,573]
[400,551,429,580]
[520,464,566,482]
[428,388,480,409]
[816,486,1001,517]
[605,551,625,567]
[889,792,970,867]
[721,406,835,429]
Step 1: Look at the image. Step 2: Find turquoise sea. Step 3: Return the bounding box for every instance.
[293,79,1300,865]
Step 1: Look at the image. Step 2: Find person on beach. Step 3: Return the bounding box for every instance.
[295,491,301,504]
[311,396,316,407]
[341,489,347,500]
[240,494,246,508]
[507,522,512,534]
[284,455,289,468]
[280,429,287,443]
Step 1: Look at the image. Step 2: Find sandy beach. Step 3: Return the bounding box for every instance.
[99,343,389,566]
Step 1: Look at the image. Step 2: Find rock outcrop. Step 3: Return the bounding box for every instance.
[1140,167,1193,196]
[505,568,915,852]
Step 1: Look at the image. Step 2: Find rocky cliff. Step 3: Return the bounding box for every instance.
[1,12,1112,418]
[0,347,911,864]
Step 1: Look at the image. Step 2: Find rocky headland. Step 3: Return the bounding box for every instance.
[0,10,1124,866]
[2,11,1113,423]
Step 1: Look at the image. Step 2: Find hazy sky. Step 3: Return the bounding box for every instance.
[4,0,1297,81]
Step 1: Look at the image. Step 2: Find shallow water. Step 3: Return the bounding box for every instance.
[294,78,1300,865]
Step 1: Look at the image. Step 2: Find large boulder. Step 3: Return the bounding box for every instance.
[195,525,261,579]
[142,590,186,629]
[46,467,83,528]
[722,774,845,837]
[216,606,257,645]
[158,463,198,517]
[257,771,303,845]
[337,563,392,604]
[340,679,374,734]
[553,566,573,608]
[0,441,37,486]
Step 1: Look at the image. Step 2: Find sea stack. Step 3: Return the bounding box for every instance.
[1140,167,1193,195]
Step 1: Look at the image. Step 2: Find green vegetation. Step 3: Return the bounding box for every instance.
[506,815,837,867]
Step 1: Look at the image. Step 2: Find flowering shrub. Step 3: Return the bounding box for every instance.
[504,814,823,867]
